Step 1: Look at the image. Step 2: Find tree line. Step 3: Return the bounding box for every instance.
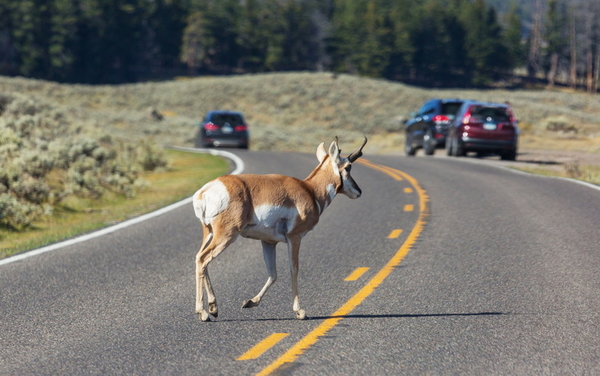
[0,0,598,91]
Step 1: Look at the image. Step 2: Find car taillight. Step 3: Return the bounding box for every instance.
[234,125,248,131]
[204,122,219,131]
[462,114,471,125]
[433,115,450,123]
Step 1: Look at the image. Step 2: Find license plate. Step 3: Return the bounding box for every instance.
[222,125,233,134]
[483,123,497,130]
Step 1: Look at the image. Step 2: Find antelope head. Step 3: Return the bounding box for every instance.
[316,136,368,199]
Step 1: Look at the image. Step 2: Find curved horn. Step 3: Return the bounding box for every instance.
[347,136,367,162]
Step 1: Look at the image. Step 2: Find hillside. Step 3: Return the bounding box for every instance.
[1,72,599,157]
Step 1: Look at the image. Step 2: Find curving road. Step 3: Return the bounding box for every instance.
[1,149,600,375]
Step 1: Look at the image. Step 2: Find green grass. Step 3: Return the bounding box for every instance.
[0,149,229,259]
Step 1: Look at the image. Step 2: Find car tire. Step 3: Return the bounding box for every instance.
[452,138,466,157]
[500,149,517,161]
[405,133,417,156]
[446,136,453,156]
[424,130,435,156]
[195,133,204,148]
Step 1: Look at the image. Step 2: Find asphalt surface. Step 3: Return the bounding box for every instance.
[1,149,599,375]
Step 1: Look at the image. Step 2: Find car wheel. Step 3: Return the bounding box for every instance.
[195,133,204,148]
[500,149,517,161]
[446,136,453,156]
[453,138,466,157]
[424,130,435,156]
[405,133,417,156]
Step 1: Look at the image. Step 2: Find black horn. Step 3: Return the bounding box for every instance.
[348,136,367,162]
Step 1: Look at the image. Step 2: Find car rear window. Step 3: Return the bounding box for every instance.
[441,102,463,115]
[209,114,244,126]
[471,106,510,122]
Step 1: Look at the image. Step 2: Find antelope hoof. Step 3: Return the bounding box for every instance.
[209,303,218,318]
[295,309,307,320]
[242,299,259,309]
[199,310,211,322]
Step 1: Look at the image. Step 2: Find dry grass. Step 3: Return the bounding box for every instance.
[513,164,600,186]
[2,72,598,155]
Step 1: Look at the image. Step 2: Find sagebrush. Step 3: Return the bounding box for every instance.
[0,93,167,229]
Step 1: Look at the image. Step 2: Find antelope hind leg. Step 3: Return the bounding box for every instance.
[204,269,218,317]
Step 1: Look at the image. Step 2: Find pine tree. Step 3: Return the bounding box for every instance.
[10,0,51,77]
[384,0,416,80]
[459,0,509,86]
[330,0,364,74]
[202,0,241,72]
[49,0,79,80]
[0,0,18,75]
[504,2,525,72]
[544,0,569,88]
[181,11,207,75]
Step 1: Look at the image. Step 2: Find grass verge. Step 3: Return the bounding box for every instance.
[0,149,230,259]
[511,164,600,186]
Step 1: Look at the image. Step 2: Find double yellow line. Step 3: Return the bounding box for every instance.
[253,159,429,375]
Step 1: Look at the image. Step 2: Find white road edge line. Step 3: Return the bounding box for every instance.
[440,155,600,193]
[0,147,244,267]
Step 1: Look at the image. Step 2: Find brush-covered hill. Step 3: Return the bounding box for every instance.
[1,72,599,155]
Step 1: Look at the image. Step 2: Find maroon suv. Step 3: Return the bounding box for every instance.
[446,101,518,160]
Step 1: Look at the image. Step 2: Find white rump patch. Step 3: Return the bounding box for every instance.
[193,179,230,225]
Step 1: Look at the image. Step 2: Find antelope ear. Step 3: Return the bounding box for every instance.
[328,138,340,161]
[316,142,327,162]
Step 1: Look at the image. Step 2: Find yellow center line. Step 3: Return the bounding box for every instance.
[344,267,370,281]
[387,229,403,239]
[358,158,404,180]
[237,333,289,361]
[256,160,429,376]
[404,204,414,212]
[404,187,413,193]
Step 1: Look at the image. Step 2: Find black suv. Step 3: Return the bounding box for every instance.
[404,99,465,156]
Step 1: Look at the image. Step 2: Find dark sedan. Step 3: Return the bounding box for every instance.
[196,110,249,149]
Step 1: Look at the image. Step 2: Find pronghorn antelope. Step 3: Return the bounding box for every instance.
[193,137,367,321]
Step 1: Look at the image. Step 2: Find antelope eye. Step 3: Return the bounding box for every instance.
[344,165,352,172]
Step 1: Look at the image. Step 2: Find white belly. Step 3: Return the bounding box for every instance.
[241,205,298,243]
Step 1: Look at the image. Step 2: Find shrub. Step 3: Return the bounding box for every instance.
[0,193,43,229]
[0,93,168,229]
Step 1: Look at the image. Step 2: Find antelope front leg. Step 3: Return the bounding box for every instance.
[287,235,306,320]
[242,241,277,309]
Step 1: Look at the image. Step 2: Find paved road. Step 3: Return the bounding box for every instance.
[1,150,599,375]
